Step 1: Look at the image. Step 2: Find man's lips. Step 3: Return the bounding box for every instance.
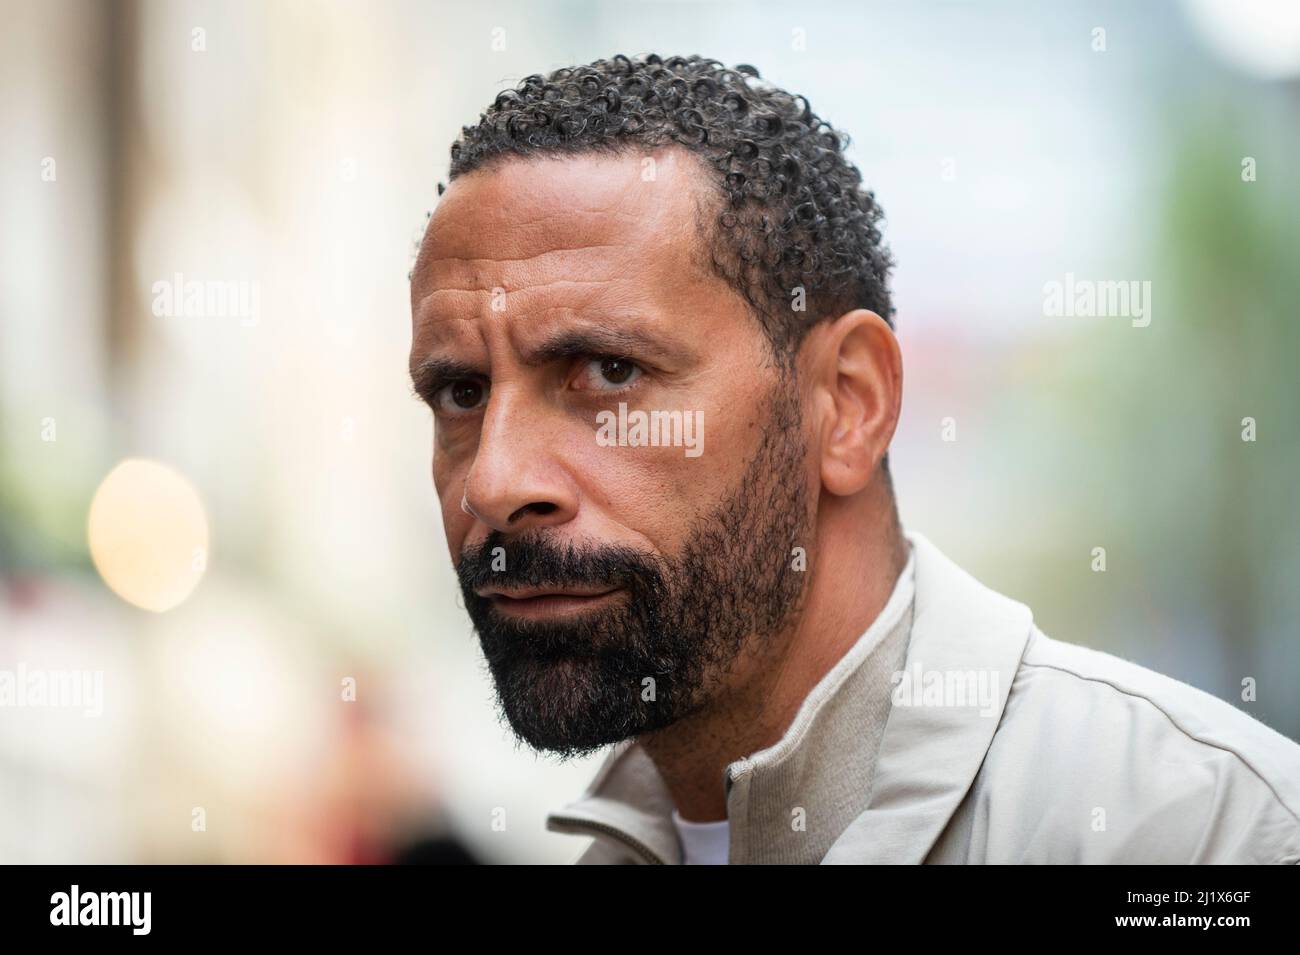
[475,585,623,619]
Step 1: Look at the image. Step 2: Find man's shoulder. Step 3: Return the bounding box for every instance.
[964,626,1300,862]
[1015,627,1300,778]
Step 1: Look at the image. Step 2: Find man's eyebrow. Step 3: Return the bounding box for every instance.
[523,325,683,366]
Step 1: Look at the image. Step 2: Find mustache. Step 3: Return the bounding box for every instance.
[456,531,666,596]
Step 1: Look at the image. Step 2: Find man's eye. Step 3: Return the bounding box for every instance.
[581,356,642,389]
[438,379,488,411]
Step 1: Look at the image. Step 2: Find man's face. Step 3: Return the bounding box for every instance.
[409,149,817,757]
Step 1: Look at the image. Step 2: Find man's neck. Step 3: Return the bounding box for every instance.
[641,496,907,822]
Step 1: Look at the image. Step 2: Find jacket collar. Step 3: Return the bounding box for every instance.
[545,530,1033,863]
[821,530,1034,863]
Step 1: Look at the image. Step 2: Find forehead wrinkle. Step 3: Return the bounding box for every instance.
[411,273,625,332]
[411,239,627,310]
[448,158,673,231]
[421,243,622,269]
[421,189,653,266]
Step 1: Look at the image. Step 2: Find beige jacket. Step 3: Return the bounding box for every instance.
[545,530,1300,863]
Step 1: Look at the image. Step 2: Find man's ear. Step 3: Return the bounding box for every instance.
[804,309,902,497]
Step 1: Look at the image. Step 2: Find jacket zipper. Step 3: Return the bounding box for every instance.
[549,816,666,865]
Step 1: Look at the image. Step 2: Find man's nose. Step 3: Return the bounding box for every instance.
[461,391,578,534]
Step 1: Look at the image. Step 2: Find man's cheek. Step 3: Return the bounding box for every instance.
[588,443,718,537]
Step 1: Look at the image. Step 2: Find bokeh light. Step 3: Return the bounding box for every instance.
[87,458,209,613]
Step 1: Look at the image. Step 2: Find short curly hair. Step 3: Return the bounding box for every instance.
[442,53,894,360]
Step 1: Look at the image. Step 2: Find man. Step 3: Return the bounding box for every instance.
[408,53,1300,864]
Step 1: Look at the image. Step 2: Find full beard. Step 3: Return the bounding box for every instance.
[455,380,813,759]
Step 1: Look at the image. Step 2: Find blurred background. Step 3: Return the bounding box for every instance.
[2,0,1298,863]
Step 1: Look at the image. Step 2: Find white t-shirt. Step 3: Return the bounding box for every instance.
[671,808,730,865]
